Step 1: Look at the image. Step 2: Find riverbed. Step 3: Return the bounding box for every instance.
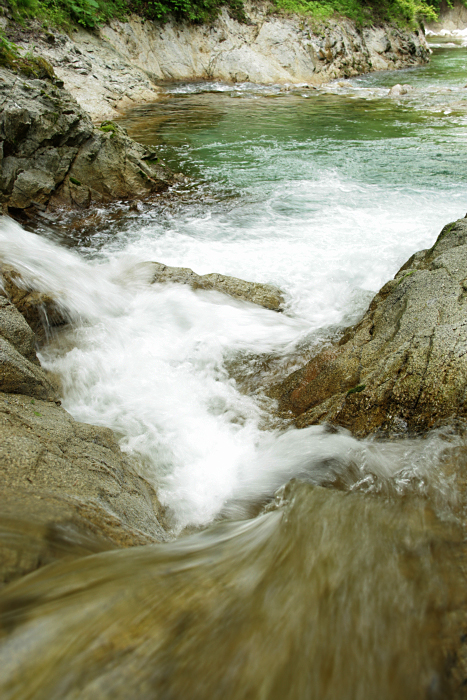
[1,42,467,698]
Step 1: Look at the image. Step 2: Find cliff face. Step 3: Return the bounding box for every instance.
[101,7,429,85]
[426,0,467,33]
[5,5,430,122]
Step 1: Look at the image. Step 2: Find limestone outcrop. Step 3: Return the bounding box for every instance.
[274,218,467,437]
[0,274,168,584]
[100,7,430,86]
[0,65,173,214]
[132,261,284,311]
[3,6,429,122]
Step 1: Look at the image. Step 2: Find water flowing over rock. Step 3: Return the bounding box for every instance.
[274,217,467,437]
[0,66,173,214]
[132,261,285,310]
[0,273,168,584]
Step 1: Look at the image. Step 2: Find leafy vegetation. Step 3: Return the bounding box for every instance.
[272,0,440,26]
[1,0,455,30]
[3,0,245,27]
[0,27,56,76]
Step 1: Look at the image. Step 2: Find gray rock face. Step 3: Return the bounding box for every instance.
[132,261,285,311]
[0,296,57,400]
[0,280,167,584]
[0,67,173,212]
[100,7,430,86]
[274,218,467,437]
[3,10,429,124]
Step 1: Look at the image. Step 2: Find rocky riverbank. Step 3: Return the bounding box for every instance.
[1,3,430,122]
[273,217,467,438]
[0,273,169,585]
[0,63,174,215]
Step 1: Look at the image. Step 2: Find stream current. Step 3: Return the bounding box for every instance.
[2,42,467,699]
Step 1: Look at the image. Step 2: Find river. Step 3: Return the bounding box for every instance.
[1,40,467,699]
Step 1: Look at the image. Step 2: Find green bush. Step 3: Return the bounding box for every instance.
[272,0,439,26]
[5,0,461,29]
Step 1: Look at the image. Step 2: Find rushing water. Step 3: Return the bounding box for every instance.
[2,43,467,699]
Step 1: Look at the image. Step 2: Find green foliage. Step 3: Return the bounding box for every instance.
[273,0,439,26]
[99,120,118,133]
[0,27,56,77]
[347,384,366,395]
[129,0,245,23]
[4,0,245,26]
[6,0,129,28]
[3,0,454,29]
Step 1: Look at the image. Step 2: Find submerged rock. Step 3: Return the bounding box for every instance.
[132,260,285,311]
[274,218,467,437]
[0,66,173,214]
[389,83,413,96]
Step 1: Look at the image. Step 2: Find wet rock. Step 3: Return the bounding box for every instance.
[0,267,168,584]
[273,218,467,437]
[1,264,68,343]
[0,295,57,399]
[0,391,168,583]
[0,333,57,400]
[0,66,173,212]
[132,261,285,311]
[389,83,413,97]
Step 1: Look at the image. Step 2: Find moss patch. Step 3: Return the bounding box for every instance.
[0,33,56,80]
[347,384,366,395]
[99,121,118,136]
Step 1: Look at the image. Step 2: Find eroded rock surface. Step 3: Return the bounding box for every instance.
[133,260,284,310]
[0,66,173,213]
[101,6,430,86]
[2,7,429,122]
[0,279,167,584]
[274,218,467,437]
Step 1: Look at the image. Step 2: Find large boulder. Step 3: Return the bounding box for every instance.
[0,65,173,213]
[274,218,467,437]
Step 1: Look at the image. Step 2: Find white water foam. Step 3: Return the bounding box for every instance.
[0,210,463,529]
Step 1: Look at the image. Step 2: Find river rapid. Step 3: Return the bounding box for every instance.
[1,41,467,699]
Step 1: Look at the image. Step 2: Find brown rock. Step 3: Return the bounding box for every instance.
[273,218,467,437]
[1,264,68,342]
